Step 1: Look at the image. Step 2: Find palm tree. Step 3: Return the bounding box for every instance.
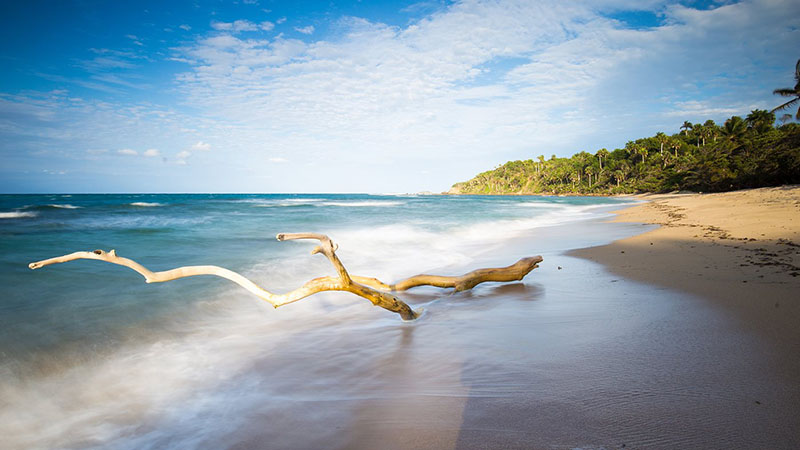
[569,171,579,189]
[680,121,693,136]
[772,59,800,120]
[722,116,747,141]
[596,148,609,171]
[613,169,625,187]
[655,132,668,155]
[639,146,648,165]
[745,109,775,133]
[584,166,594,187]
[661,149,673,169]
[670,139,681,158]
[692,123,704,146]
[703,119,719,143]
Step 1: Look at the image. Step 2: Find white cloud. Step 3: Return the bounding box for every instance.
[143,148,161,157]
[269,157,288,163]
[259,21,275,31]
[294,25,315,35]
[175,150,192,165]
[125,34,144,46]
[211,20,259,32]
[172,142,209,165]
[276,17,286,24]
[179,24,191,31]
[190,141,211,151]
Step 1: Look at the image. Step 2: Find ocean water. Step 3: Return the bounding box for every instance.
[4,193,792,449]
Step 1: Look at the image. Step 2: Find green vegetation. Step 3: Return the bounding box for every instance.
[452,60,800,195]
[450,115,800,195]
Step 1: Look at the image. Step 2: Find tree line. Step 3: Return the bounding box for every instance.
[452,59,800,195]
[451,112,800,195]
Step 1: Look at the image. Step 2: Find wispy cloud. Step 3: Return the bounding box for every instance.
[125,34,144,46]
[3,0,798,193]
[294,25,315,35]
[191,141,211,151]
[165,0,798,191]
[173,141,212,164]
[211,20,260,32]
[118,148,138,156]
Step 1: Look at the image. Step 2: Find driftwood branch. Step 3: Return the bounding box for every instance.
[29,233,542,321]
[351,256,543,292]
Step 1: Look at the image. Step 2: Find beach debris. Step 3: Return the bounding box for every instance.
[28,232,542,321]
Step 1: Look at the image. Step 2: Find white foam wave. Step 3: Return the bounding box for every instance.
[517,202,564,208]
[325,201,627,281]
[47,204,81,209]
[319,201,404,207]
[0,211,37,219]
[248,199,404,208]
[130,202,164,207]
[235,198,324,204]
[252,200,321,207]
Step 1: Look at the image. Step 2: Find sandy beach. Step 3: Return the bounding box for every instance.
[571,186,800,345]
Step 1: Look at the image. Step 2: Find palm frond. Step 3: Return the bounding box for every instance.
[773,88,798,96]
[771,97,799,113]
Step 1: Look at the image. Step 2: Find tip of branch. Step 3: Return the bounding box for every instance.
[276,233,286,241]
[28,262,40,270]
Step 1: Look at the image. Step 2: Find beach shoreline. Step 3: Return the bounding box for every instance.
[569,185,800,362]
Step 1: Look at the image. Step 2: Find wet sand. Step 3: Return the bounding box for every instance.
[569,185,800,448]
[571,186,800,346]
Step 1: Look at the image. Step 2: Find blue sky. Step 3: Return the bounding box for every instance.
[1,0,798,193]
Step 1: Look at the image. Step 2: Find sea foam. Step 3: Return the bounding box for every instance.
[0,211,37,219]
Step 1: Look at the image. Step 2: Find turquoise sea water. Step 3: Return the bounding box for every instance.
[1,193,635,360]
[11,193,793,448]
[1,193,645,447]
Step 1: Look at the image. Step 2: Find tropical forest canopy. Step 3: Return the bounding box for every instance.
[450,113,800,195]
[452,60,800,195]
